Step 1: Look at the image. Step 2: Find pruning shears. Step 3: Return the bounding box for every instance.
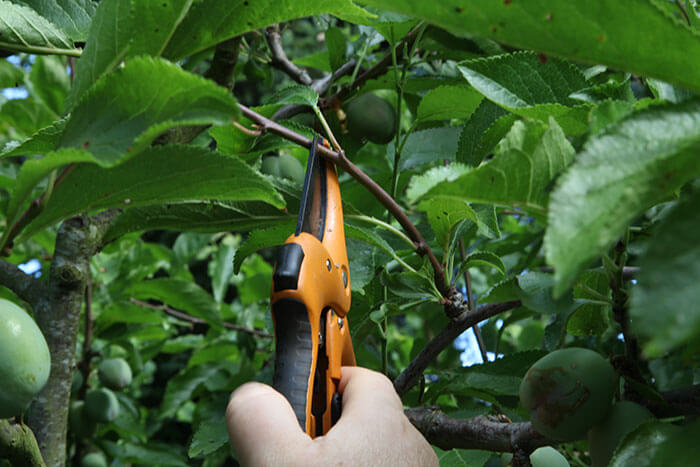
[270,136,355,437]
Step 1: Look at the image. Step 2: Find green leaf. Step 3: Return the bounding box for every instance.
[650,419,700,466]
[264,85,319,108]
[0,60,24,89]
[630,189,700,357]
[545,99,700,296]
[1,118,66,158]
[357,0,700,93]
[0,0,77,55]
[568,270,610,336]
[456,251,506,278]
[456,99,509,166]
[189,416,228,458]
[458,52,591,135]
[325,26,346,72]
[387,126,461,170]
[517,271,575,315]
[103,441,188,467]
[61,56,240,166]
[162,0,372,60]
[409,118,575,214]
[416,85,483,122]
[210,236,236,303]
[22,146,284,239]
[588,100,636,135]
[0,98,57,139]
[65,0,134,110]
[27,55,70,115]
[129,0,194,56]
[104,202,291,242]
[428,350,547,399]
[233,220,294,274]
[4,148,96,230]
[20,0,98,42]
[126,278,222,328]
[610,421,679,467]
[418,196,478,249]
[344,223,400,265]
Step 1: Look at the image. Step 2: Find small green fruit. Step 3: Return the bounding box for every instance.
[345,93,396,144]
[80,452,107,467]
[519,348,617,441]
[85,388,120,423]
[0,298,51,418]
[98,358,132,390]
[71,371,84,394]
[500,447,569,467]
[278,153,306,185]
[261,155,281,177]
[69,401,97,439]
[588,401,654,467]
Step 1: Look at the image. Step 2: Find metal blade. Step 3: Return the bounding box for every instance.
[296,136,327,240]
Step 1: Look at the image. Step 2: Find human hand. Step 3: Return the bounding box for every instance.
[226,366,438,466]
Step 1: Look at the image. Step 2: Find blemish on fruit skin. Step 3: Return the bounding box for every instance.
[546,13,553,21]
[455,7,464,13]
[538,53,548,64]
[597,35,605,42]
[504,0,512,5]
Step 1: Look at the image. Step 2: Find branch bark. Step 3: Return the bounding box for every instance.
[0,420,46,467]
[406,409,549,453]
[0,259,47,306]
[265,25,312,86]
[394,300,522,397]
[26,210,119,467]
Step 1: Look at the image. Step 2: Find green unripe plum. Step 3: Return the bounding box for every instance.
[0,298,51,418]
[71,371,84,394]
[80,452,107,467]
[261,155,281,177]
[85,388,120,423]
[500,447,569,467]
[98,358,132,390]
[69,401,97,439]
[278,153,306,185]
[519,348,617,441]
[588,401,654,467]
[345,93,396,144]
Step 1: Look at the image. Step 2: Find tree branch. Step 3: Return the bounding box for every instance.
[27,210,119,467]
[405,409,549,453]
[129,298,272,338]
[0,420,46,467]
[237,103,450,298]
[394,300,522,397]
[0,259,47,307]
[265,25,312,86]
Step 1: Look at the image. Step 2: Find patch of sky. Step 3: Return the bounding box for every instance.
[18,259,42,278]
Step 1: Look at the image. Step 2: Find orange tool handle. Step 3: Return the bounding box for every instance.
[270,150,355,437]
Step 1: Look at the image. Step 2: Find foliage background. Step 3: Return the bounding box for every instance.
[1,0,700,466]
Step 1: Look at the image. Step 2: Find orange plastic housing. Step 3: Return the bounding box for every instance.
[270,156,355,436]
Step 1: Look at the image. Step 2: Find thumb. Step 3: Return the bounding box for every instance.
[226,382,311,466]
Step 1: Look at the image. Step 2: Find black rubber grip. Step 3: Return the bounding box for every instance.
[273,243,304,291]
[272,298,313,430]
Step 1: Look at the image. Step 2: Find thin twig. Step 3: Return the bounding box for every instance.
[129,298,272,338]
[393,300,522,396]
[233,120,261,136]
